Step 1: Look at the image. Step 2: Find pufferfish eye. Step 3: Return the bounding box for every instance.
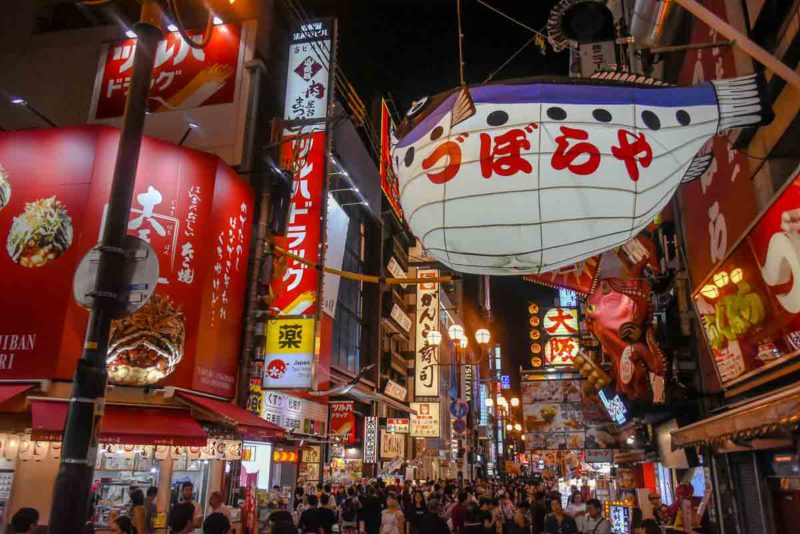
[406,96,429,118]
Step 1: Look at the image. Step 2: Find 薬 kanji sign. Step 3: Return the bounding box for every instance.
[91,24,241,120]
[263,317,315,389]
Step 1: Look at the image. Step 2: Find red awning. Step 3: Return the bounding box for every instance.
[0,384,34,407]
[177,392,286,441]
[31,401,207,446]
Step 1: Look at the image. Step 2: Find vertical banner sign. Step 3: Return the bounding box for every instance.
[284,21,332,122]
[380,99,403,220]
[363,416,379,463]
[321,196,349,318]
[461,365,474,404]
[415,269,440,397]
[329,401,356,443]
[91,24,242,120]
[263,317,315,388]
[677,0,756,287]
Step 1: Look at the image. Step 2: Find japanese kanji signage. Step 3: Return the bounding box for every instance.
[392,75,768,275]
[528,302,544,369]
[380,98,403,220]
[386,418,409,434]
[410,402,440,437]
[261,391,327,434]
[677,0,757,287]
[380,429,405,459]
[693,171,800,387]
[545,336,581,366]
[543,308,579,335]
[329,401,356,444]
[283,20,332,121]
[270,129,327,316]
[415,269,440,397]
[263,317,314,389]
[91,24,242,120]
[0,126,252,397]
[363,416,379,463]
[384,379,408,402]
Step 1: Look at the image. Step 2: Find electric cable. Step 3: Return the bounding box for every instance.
[168,0,214,49]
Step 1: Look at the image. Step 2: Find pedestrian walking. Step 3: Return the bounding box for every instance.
[380,494,405,534]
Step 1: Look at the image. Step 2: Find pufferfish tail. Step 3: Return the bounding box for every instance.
[711,73,773,132]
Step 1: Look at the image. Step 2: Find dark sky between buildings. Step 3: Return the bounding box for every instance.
[301,0,566,379]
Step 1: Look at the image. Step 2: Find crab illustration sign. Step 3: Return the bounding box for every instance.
[392,74,770,275]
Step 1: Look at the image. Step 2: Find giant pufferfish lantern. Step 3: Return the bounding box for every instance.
[391,72,771,275]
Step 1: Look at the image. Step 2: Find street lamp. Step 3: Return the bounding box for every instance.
[448,324,465,341]
[459,337,468,349]
[485,398,494,407]
[510,397,520,407]
[514,423,522,432]
[427,330,442,346]
[475,328,490,345]
[506,423,513,431]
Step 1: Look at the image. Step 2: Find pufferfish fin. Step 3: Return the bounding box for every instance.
[711,73,773,132]
[681,154,713,183]
[450,86,477,128]
[590,71,671,87]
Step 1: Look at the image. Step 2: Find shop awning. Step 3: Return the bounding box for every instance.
[176,392,286,441]
[0,384,34,408]
[31,401,207,446]
[671,382,800,450]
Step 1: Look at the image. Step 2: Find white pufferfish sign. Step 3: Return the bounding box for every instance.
[391,73,770,275]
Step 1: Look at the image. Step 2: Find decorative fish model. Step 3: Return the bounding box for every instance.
[392,73,771,275]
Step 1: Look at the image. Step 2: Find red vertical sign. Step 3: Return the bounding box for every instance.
[677,0,757,287]
[380,99,403,220]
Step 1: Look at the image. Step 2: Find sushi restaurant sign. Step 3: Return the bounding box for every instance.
[693,168,800,389]
[0,126,253,398]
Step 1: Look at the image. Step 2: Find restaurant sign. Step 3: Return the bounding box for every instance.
[415,269,440,397]
[693,170,800,387]
[410,402,440,437]
[387,418,409,434]
[363,416,379,463]
[384,379,408,402]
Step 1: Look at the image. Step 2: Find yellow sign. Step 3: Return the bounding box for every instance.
[265,317,315,354]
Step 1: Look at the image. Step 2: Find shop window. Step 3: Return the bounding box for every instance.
[332,217,366,373]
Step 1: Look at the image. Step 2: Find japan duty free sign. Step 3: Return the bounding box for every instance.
[92,24,242,119]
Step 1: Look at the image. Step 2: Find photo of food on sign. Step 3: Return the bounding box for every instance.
[522,379,581,404]
[6,196,73,268]
[523,402,584,431]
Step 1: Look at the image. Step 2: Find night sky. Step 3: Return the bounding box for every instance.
[299,0,568,379]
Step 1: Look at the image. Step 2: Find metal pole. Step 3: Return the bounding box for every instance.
[675,0,800,90]
[48,3,163,532]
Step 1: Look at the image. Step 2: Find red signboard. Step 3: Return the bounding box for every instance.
[523,255,601,295]
[329,401,355,443]
[677,0,756,287]
[380,99,403,220]
[693,173,800,386]
[92,24,241,120]
[0,126,253,398]
[270,130,326,316]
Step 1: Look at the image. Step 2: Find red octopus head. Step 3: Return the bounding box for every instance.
[586,279,652,342]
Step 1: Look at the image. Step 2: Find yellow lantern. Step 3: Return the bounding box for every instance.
[700,284,719,299]
[713,271,730,288]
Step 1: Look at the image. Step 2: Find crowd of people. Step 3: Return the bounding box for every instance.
[262,478,665,534]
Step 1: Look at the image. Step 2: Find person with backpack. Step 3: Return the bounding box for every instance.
[579,500,609,534]
[340,486,361,534]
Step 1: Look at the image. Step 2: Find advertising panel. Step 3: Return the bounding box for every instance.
[270,129,327,316]
[91,24,242,120]
[363,416,379,463]
[321,196,349,318]
[415,269,440,397]
[544,336,581,366]
[284,21,332,122]
[380,99,403,219]
[410,402,440,437]
[329,401,356,444]
[386,418,409,434]
[261,391,327,435]
[0,126,252,398]
[543,308,579,335]
[693,171,800,387]
[677,0,756,287]
[380,430,405,459]
[263,317,314,389]
[386,257,407,287]
[384,380,408,402]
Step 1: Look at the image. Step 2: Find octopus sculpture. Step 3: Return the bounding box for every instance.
[585,278,667,401]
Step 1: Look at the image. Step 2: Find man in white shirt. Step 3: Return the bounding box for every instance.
[581,499,611,534]
[181,481,204,529]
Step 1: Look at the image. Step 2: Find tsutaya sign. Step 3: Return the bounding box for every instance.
[415,269,440,397]
[392,75,770,275]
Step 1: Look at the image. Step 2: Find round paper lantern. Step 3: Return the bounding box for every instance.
[392,74,769,274]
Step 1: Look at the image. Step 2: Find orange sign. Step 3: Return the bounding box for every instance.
[272,450,298,463]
